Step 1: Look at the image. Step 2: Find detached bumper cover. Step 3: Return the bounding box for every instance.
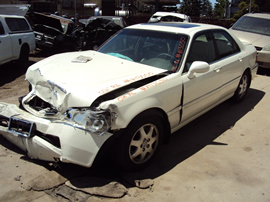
[0,102,113,167]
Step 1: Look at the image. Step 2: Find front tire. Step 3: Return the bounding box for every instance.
[233,71,250,102]
[111,114,164,171]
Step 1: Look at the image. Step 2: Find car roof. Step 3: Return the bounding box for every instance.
[244,13,270,19]
[126,22,225,35]
[89,16,123,20]
[0,14,26,19]
[0,4,30,16]
[152,12,188,19]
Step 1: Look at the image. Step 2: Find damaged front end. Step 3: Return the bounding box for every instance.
[0,100,115,167]
[0,75,116,167]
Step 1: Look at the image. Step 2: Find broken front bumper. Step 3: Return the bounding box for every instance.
[0,102,113,167]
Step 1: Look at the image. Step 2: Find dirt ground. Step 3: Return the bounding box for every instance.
[1,51,270,201]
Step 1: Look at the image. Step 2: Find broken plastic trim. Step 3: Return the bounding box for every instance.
[60,108,112,135]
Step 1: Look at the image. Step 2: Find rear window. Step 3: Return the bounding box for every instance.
[5,17,30,32]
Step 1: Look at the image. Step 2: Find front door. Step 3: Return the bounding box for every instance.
[180,31,223,124]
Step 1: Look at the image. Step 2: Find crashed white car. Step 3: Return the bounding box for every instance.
[0,22,257,171]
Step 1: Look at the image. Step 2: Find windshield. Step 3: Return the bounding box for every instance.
[232,16,270,36]
[98,29,188,72]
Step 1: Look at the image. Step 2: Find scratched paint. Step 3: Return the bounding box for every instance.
[98,72,155,95]
[116,77,168,101]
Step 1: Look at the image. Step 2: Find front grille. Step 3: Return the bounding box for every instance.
[255,46,262,51]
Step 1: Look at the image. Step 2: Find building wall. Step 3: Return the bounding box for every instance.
[0,0,12,4]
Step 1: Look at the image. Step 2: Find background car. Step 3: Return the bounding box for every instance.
[84,16,127,28]
[29,12,76,50]
[230,13,270,68]
[0,14,35,67]
[0,22,257,171]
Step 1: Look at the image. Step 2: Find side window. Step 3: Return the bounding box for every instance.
[184,32,216,72]
[213,31,240,58]
[5,18,30,32]
[0,21,4,35]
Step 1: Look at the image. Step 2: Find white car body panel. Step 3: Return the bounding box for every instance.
[0,22,258,168]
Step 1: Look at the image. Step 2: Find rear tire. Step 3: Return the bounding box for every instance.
[16,45,29,68]
[111,114,164,171]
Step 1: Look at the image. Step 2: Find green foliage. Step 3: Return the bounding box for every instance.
[179,0,201,17]
[213,0,226,18]
[232,0,260,21]
[201,0,213,17]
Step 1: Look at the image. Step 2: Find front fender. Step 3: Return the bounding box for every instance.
[113,96,166,130]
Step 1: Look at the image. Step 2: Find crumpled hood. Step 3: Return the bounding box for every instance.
[25,50,166,111]
[230,29,270,48]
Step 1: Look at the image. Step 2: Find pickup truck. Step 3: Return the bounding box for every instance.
[0,14,36,66]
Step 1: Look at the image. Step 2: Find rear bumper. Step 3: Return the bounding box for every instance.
[0,102,112,167]
[257,50,270,68]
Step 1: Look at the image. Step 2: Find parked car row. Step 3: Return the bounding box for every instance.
[30,12,125,51]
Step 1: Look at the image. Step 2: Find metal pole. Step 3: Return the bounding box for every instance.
[74,0,77,26]
[249,0,251,13]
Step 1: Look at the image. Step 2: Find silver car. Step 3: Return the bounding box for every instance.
[230,13,270,68]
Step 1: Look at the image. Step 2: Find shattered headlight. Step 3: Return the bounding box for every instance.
[262,44,270,51]
[65,108,111,135]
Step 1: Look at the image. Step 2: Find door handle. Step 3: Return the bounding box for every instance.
[239,57,243,62]
[214,66,222,72]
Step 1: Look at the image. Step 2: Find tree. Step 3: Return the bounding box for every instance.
[201,0,213,17]
[213,0,226,18]
[232,0,260,21]
[179,0,202,17]
[254,0,270,13]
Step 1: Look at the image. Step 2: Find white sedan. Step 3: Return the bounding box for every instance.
[0,22,258,171]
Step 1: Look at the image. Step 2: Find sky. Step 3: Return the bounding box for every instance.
[210,0,217,6]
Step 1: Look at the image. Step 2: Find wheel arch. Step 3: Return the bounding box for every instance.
[133,108,170,144]
[21,43,30,53]
[115,107,171,145]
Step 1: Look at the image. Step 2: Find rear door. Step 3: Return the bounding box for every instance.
[0,19,12,64]
[212,30,243,98]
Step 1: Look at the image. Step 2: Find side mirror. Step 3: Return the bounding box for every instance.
[187,61,210,79]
